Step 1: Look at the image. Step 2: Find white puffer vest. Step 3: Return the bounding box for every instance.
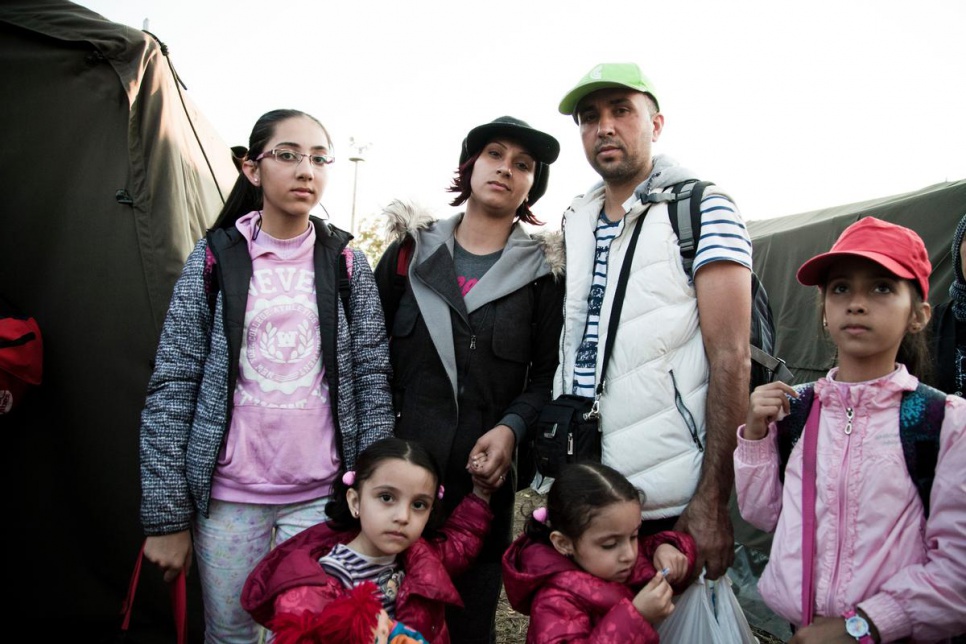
[555,186,708,519]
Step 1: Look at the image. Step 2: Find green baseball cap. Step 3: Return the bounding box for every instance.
[558,63,660,119]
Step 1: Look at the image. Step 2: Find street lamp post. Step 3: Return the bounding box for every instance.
[348,137,371,235]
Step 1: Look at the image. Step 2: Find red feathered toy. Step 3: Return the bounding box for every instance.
[268,581,429,644]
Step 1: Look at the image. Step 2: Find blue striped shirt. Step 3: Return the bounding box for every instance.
[573,212,624,396]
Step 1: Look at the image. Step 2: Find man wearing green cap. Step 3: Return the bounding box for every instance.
[554,63,753,580]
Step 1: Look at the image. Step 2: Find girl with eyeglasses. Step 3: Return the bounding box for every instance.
[139,109,394,642]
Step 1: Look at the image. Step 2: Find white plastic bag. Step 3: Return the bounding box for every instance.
[656,570,759,644]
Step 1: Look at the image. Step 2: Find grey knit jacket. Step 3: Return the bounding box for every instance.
[140,218,393,535]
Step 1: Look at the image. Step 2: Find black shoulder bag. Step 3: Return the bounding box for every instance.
[533,208,646,479]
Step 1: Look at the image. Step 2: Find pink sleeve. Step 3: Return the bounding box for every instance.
[734,422,784,532]
[860,397,966,643]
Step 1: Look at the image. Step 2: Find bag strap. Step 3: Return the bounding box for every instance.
[800,398,821,627]
[120,541,187,644]
[396,234,414,277]
[338,248,352,324]
[899,382,946,516]
[595,206,648,399]
[750,345,795,383]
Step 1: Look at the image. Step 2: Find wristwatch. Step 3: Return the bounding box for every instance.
[842,609,874,643]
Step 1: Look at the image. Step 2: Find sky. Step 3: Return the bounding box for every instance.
[78,0,966,235]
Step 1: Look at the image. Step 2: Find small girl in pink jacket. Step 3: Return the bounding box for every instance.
[502,462,696,643]
[735,217,966,643]
[241,437,493,644]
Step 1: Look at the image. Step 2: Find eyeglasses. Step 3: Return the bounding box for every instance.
[255,148,335,168]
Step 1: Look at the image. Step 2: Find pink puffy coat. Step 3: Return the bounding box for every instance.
[501,529,696,643]
[241,493,492,644]
[735,366,966,642]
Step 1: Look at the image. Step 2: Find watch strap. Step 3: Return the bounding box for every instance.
[842,609,874,644]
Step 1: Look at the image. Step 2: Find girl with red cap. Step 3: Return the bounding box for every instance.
[735,217,966,643]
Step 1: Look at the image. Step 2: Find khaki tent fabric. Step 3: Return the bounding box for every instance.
[748,179,964,384]
[0,1,236,640]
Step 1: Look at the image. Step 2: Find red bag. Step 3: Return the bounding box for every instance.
[119,541,188,644]
[0,295,42,414]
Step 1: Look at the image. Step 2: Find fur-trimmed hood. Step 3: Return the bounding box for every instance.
[381,199,564,279]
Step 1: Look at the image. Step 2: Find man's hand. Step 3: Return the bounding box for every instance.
[675,489,734,580]
[467,424,515,491]
[144,530,193,583]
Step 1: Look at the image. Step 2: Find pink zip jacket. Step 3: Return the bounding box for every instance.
[735,366,966,642]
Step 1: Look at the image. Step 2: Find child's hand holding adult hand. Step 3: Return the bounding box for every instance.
[744,381,798,440]
[467,424,514,491]
[652,543,689,584]
[632,570,674,624]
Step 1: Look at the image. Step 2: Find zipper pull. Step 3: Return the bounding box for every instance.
[567,432,574,456]
[844,407,854,435]
[470,335,477,350]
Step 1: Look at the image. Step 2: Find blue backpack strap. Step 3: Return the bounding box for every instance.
[900,383,947,517]
[776,382,816,484]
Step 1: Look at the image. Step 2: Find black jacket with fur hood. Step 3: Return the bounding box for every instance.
[373,200,564,559]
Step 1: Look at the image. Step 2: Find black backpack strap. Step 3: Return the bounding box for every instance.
[666,180,714,278]
[339,249,352,324]
[899,383,947,517]
[776,383,816,484]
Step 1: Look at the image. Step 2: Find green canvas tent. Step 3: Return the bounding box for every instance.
[748,179,963,384]
[0,1,236,640]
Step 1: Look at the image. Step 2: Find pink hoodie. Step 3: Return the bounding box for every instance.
[735,366,966,642]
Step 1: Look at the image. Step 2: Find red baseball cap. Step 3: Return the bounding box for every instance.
[797,217,932,299]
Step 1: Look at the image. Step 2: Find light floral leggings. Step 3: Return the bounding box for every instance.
[193,497,330,644]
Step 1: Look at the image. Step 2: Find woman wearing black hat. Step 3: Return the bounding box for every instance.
[373,116,564,644]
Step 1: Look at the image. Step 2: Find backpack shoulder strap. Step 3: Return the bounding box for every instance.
[776,382,816,484]
[339,248,352,324]
[667,180,714,278]
[899,383,947,516]
[396,234,414,278]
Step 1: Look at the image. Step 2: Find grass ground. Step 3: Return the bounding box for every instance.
[494,489,786,644]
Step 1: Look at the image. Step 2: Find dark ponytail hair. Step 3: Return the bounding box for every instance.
[326,437,445,535]
[898,288,933,383]
[212,109,332,231]
[524,462,643,543]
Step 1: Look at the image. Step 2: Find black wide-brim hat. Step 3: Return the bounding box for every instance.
[459,116,560,205]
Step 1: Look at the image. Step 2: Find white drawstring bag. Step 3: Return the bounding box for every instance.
[656,570,758,644]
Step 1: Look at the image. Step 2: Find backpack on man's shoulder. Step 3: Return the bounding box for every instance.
[644,179,792,391]
[775,381,947,516]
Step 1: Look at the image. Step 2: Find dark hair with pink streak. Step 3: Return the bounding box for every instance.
[447,148,544,226]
